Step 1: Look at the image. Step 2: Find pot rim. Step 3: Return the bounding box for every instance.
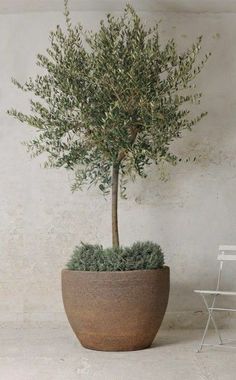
[62,266,169,274]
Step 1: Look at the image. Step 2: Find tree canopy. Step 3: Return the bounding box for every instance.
[8,3,210,197]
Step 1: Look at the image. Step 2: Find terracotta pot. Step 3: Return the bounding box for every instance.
[61,267,169,351]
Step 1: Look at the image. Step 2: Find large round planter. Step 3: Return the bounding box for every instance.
[61,267,169,351]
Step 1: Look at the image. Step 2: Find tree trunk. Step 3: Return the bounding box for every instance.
[112,163,119,247]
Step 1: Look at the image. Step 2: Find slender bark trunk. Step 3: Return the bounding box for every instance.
[112,163,119,248]
[111,128,138,248]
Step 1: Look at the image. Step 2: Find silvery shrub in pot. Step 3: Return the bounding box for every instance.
[8,1,210,350]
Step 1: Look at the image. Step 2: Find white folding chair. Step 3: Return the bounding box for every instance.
[194,245,236,352]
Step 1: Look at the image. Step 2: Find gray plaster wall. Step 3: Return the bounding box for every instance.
[0,9,236,328]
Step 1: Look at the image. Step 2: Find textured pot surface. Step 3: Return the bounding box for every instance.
[61,267,170,351]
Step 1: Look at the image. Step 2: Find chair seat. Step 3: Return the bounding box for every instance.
[194,290,236,296]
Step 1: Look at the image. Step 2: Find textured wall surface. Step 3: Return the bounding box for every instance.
[0,8,236,328]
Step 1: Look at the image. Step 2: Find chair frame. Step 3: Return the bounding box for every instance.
[194,245,236,352]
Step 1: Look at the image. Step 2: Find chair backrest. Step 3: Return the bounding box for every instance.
[216,245,236,291]
[218,245,236,261]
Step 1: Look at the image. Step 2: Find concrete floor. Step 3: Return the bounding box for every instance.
[0,326,236,380]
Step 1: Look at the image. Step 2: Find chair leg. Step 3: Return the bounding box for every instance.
[197,294,223,352]
[209,313,223,345]
[202,295,223,346]
[197,313,211,352]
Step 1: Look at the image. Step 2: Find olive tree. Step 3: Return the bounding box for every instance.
[8,1,210,247]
